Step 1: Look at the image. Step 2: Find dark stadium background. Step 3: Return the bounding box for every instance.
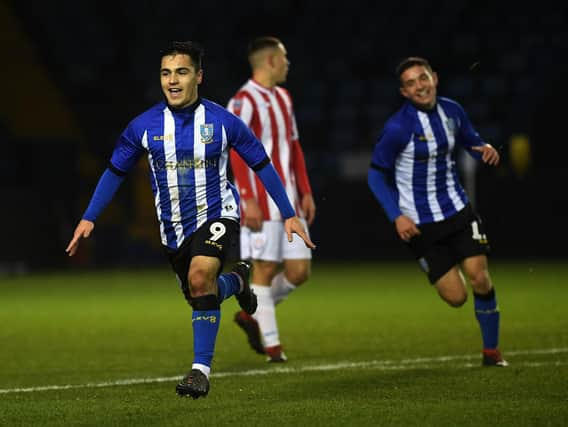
[2,0,567,273]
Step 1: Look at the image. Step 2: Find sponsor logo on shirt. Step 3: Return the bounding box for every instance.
[153,158,218,171]
[153,134,173,141]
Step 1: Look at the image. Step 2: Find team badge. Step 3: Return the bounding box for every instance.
[446,118,456,133]
[200,124,214,144]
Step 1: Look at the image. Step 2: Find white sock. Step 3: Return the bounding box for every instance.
[191,363,210,378]
[271,272,296,305]
[251,284,280,347]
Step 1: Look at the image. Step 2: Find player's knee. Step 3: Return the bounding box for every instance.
[189,294,220,311]
[440,291,468,307]
[468,270,491,292]
[188,269,211,295]
[285,265,311,286]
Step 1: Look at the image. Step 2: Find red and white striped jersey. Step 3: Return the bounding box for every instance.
[227,79,312,221]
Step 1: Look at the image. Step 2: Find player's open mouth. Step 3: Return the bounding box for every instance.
[169,88,182,98]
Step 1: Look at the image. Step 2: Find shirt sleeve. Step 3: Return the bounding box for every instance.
[454,102,484,161]
[370,123,406,170]
[367,123,407,221]
[82,168,125,221]
[109,121,146,173]
[255,162,295,219]
[367,166,401,222]
[227,93,255,127]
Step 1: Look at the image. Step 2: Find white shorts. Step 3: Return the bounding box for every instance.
[240,219,312,262]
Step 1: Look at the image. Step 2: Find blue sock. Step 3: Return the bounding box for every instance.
[217,273,241,303]
[192,309,221,367]
[474,289,500,349]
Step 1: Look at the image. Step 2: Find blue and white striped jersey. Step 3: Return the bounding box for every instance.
[370,97,485,225]
[109,98,268,249]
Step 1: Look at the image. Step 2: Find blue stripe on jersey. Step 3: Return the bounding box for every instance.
[411,119,434,223]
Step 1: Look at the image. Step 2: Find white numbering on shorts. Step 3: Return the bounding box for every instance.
[471,220,487,242]
[209,222,227,241]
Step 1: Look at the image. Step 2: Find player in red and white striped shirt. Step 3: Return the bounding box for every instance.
[228,36,316,362]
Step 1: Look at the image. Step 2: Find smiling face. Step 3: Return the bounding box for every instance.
[160,53,202,109]
[399,64,438,110]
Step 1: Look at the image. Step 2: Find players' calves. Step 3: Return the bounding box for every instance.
[435,266,468,307]
[283,259,311,286]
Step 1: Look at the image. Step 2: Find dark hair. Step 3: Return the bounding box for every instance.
[159,41,204,70]
[395,56,433,79]
[247,36,282,58]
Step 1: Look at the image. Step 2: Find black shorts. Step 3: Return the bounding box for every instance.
[164,218,240,301]
[405,204,491,284]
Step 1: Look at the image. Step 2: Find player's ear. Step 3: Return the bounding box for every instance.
[400,86,410,99]
[197,69,203,84]
[432,71,439,86]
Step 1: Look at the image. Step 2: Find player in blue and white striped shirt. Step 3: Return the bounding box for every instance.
[66,41,315,399]
[368,57,507,367]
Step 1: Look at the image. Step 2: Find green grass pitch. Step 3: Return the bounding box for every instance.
[1,261,567,426]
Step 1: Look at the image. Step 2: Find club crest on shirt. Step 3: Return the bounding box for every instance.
[446,118,456,133]
[200,124,214,144]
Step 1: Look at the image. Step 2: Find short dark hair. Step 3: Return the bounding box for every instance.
[395,56,433,79]
[247,36,282,58]
[159,41,204,70]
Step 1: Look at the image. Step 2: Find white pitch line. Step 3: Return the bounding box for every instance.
[1,347,567,395]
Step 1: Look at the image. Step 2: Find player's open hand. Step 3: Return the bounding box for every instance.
[284,216,316,249]
[471,144,500,166]
[65,219,95,256]
[395,215,421,242]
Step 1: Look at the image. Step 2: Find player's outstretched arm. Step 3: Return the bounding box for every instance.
[65,168,125,257]
[284,216,316,249]
[66,219,95,256]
